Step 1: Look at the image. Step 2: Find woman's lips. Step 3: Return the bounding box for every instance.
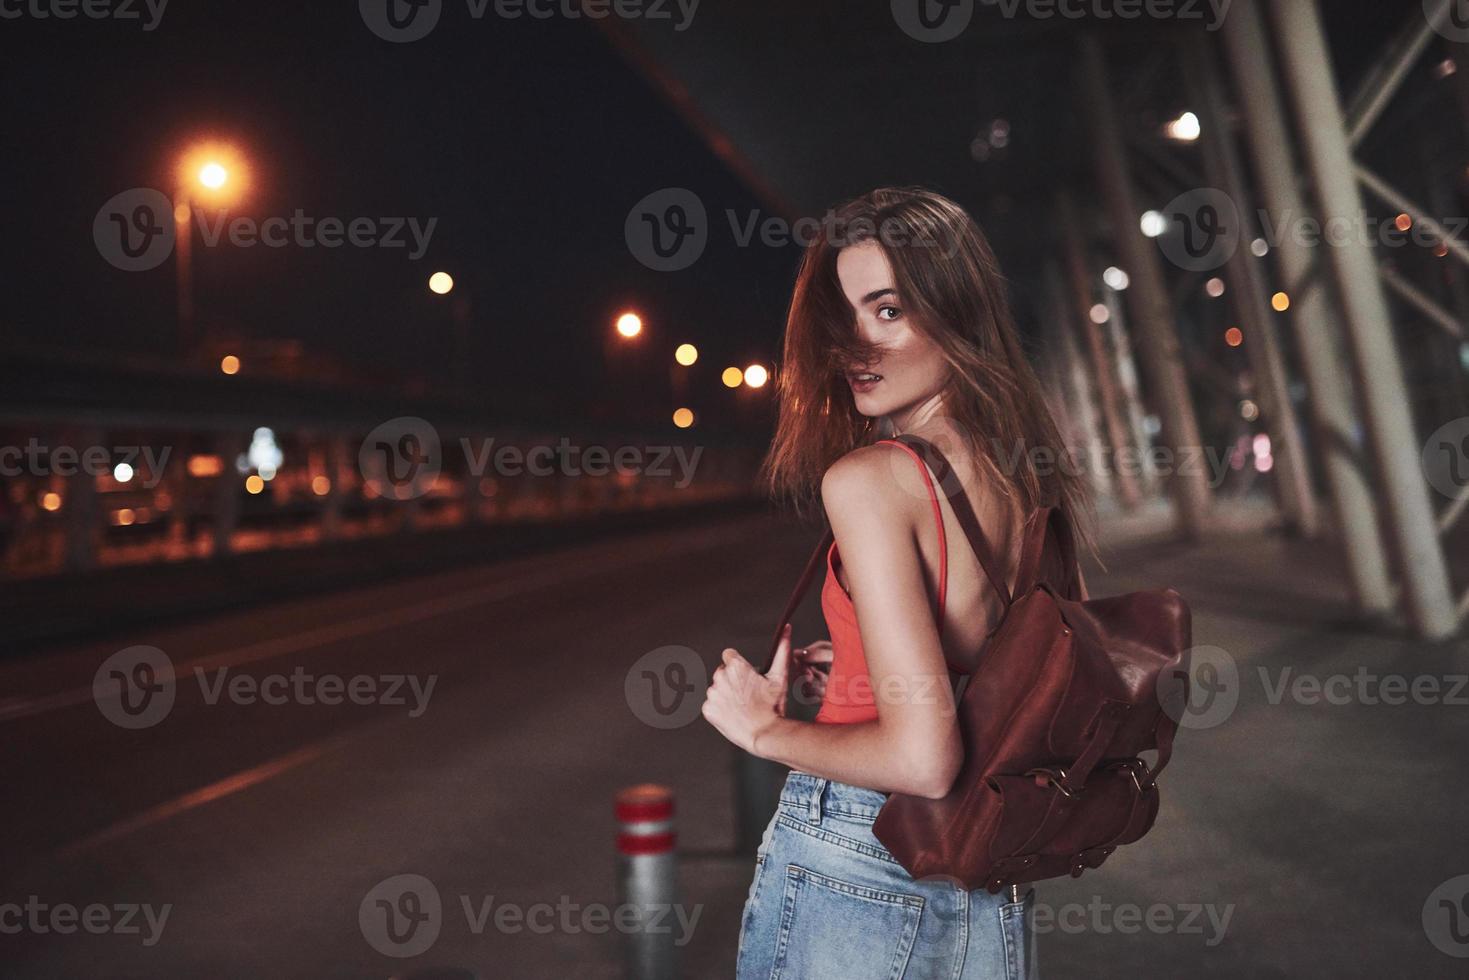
[847,373,883,394]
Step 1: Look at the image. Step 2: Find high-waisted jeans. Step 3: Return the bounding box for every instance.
[735,771,1037,980]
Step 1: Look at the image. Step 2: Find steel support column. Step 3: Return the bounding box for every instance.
[1057,193,1140,508]
[1221,0,1395,618]
[1079,35,1213,537]
[1181,30,1319,537]
[1269,0,1458,638]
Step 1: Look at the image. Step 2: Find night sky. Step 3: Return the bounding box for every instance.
[0,2,799,424]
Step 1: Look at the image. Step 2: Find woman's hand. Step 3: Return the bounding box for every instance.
[701,624,795,756]
[791,639,833,705]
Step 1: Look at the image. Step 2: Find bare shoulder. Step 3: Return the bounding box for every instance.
[819,442,925,529]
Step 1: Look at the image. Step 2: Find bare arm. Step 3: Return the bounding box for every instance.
[702,444,963,799]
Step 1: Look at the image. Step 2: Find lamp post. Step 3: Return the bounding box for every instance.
[174,143,247,359]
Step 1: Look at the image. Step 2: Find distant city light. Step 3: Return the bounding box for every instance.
[1240,399,1260,421]
[616,312,643,338]
[41,492,61,512]
[1102,267,1130,291]
[743,364,769,388]
[245,475,265,495]
[220,354,240,375]
[188,454,224,478]
[672,407,695,428]
[113,462,134,483]
[248,428,283,481]
[1163,111,1201,142]
[674,343,698,366]
[721,367,744,388]
[1089,304,1111,324]
[1250,238,1269,257]
[428,272,454,295]
[1140,211,1168,238]
[1205,278,1226,298]
[1395,213,1413,232]
[312,476,331,496]
[1225,327,1244,347]
[113,508,136,527]
[1271,292,1291,312]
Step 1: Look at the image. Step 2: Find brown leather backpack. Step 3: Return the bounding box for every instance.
[764,433,1191,893]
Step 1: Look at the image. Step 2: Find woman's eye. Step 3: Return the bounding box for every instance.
[876,305,902,321]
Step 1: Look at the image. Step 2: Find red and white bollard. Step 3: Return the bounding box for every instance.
[615,784,679,980]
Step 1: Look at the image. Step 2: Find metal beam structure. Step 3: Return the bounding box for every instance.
[1269,0,1459,639]
[1056,192,1141,509]
[1078,35,1213,538]
[1180,30,1319,538]
[1222,0,1397,618]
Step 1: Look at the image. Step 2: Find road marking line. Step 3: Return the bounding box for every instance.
[56,740,337,859]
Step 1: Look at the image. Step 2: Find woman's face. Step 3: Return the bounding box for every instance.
[835,240,949,424]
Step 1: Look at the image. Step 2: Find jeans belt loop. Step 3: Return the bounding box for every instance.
[807,777,827,823]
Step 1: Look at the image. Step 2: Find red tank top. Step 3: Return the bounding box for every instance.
[814,440,947,725]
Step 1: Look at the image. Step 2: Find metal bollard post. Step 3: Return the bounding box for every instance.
[615,784,679,980]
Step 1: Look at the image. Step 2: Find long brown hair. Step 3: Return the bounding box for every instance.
[760,186,1093,551]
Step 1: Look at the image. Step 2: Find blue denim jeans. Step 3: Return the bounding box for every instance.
[735,771,1037,980]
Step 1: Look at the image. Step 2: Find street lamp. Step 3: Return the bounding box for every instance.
[175,141,248,358]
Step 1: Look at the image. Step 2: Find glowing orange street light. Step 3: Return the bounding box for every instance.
[616,312,643,338]
[429,271,454,295]
[743,364,769,388]
[674,343,698,366]
[220,354,240,375]
[721,367,744,388]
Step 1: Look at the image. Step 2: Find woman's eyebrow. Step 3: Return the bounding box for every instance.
[860,287,897,304]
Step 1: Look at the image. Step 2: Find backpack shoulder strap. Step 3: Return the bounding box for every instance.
[888,434,1013,608]
[761,525,833,673]
[1013,506,1081,599]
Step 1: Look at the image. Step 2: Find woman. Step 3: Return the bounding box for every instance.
[701,186,1092,979]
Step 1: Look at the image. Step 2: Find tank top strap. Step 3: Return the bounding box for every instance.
[876,438,947,619]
